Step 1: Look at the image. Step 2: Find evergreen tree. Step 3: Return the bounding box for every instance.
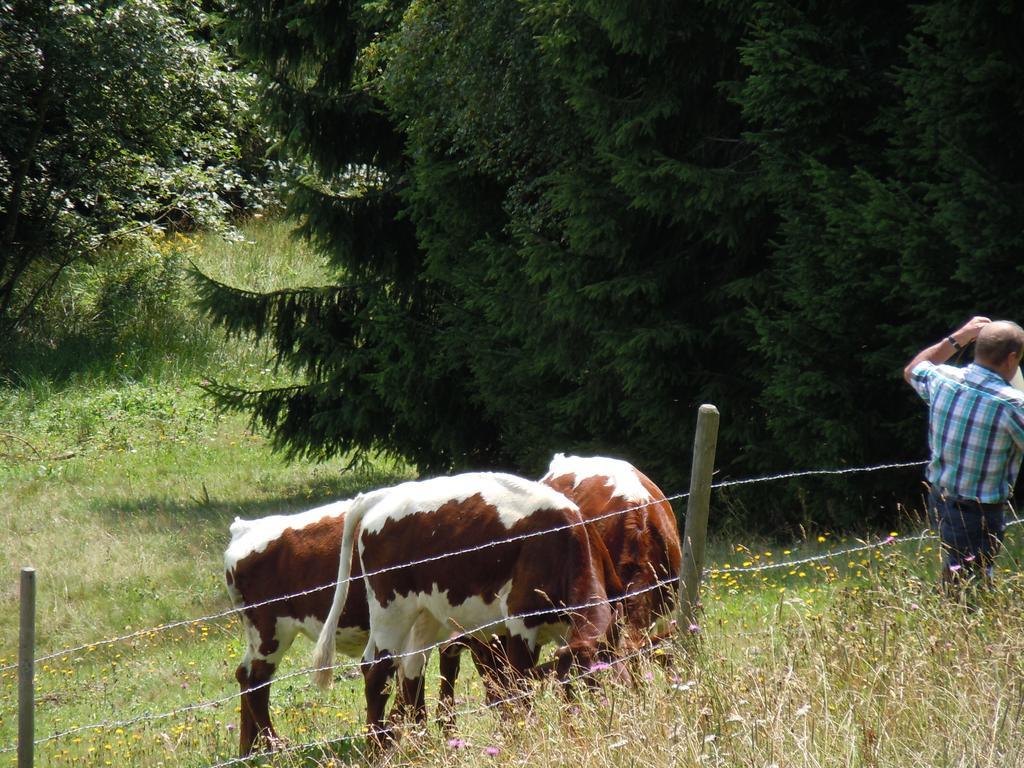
[736,1,925,523]
[517,0,774,488]
[208,0,1022,528]
[200,0,508,469]
[888,0,1024,322]
[738,0,1024,524]
[382,0,773,490]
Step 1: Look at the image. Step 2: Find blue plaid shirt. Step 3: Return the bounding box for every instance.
[909,362,1024,502]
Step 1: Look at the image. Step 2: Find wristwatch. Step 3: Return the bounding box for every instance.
[947,336,962,351]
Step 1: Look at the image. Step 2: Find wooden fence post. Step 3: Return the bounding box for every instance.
[677,404,719,632]
[18,567,36,768]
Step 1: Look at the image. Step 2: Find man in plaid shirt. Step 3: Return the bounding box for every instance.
[905,316,1024,587]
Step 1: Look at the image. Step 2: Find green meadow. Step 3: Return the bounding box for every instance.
[3,221,1024,767]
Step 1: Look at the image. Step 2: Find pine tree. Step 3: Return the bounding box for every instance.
[738,0,1024,524]
[198,0,505,469]
[380,0,773,491]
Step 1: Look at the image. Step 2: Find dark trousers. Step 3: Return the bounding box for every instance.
[927,487,1006,580]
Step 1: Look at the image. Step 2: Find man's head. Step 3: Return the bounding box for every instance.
[975,320,1024,381]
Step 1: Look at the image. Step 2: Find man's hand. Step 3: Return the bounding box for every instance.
[950,316,991,348]
[904,314,992,384]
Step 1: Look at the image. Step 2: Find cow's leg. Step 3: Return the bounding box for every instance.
[363,649,398,747]
[397,672,427,726]
[437,644,462,731]
[363,596,425,745]
[236,660,278,755]
[472,635,515,704]
[235,620,297,755]
[503,633,539,678]
[394,610,438,726]
[492,630,539,706]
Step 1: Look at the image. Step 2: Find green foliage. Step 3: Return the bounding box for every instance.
[735,0,920,520]
[738,0,1024,524]
[204,0,1024,530]
[0,0,273,335]
[205,0,772,494]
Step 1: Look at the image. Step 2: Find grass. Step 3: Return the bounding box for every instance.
[3,219,1024,766]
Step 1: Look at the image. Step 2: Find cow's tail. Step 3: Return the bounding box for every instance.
[311,492,371,689]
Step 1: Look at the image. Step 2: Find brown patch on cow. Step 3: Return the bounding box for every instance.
[543,467,682,635]
[360,494,612,637]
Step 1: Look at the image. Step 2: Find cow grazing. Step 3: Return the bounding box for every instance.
[225,501,474,755]
[311,472,616,742]
[224,500,369,755]
[541,454,682,643]
[460,455,683,690]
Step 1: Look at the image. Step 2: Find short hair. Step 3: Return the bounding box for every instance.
[976,321,1024,365]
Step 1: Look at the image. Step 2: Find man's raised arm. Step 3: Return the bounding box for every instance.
[903,315,991,384]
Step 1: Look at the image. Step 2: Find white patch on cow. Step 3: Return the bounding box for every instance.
[240,615,368,675]
[400,610,443,680]
[224,498,354,571]
[366,580,515,656]
[359,472,574,535]
[239,616,281,674]
[277,615,368,659]
[544,453,650,503]
[504,614,569,649]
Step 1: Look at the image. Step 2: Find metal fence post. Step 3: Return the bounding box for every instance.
[19,567,36,768]
[677,404,719,632]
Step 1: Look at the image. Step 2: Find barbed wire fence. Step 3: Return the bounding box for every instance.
[7,445,1020,766]
[0,458,934,677]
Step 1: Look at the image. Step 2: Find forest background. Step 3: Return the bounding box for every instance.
[4,0,1022,532]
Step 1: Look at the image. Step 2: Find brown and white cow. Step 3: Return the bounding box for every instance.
[459,455,683,689]
[311,472,615,742]
[225,501,475,755]
[541,454,682,643]
[224,500,369,755]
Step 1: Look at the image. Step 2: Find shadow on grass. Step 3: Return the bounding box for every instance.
[89,463,415,529]
[0,310,224,389]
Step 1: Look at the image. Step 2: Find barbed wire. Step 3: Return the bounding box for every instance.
[710,459,927,490]
[0,578,678,753]
[1,495,683,674]
[23,494,1000,756]
[1,457,931,674]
